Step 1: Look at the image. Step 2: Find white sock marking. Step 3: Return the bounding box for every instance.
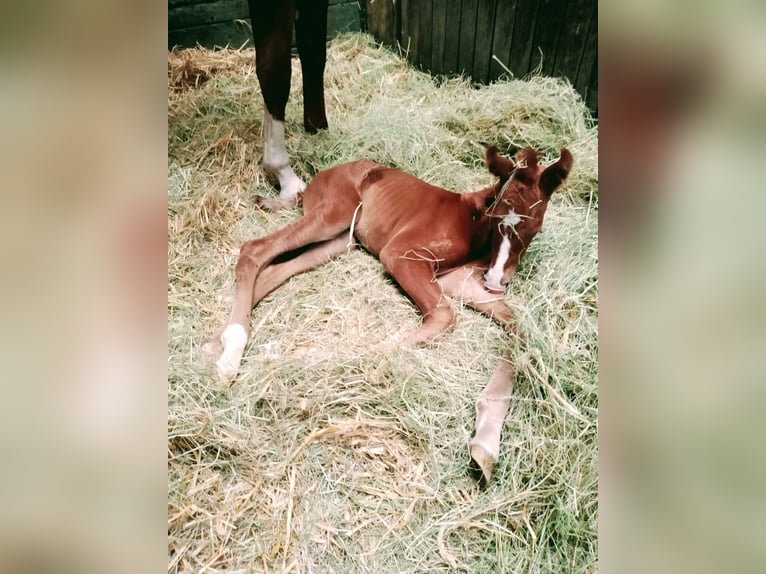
[262,111,306,200]
[217,324,247,380]
[263,111,288,170]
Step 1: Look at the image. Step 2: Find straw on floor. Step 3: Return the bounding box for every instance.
[168,33,598,573]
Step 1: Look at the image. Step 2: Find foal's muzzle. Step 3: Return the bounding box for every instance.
[483,280,506,294]
[483,267,515,294]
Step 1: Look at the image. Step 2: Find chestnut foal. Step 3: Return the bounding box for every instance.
[208,145,573,481]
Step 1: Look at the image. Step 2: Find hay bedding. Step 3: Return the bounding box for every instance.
[168,34,598,573]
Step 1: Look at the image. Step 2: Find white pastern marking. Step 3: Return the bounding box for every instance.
[263,111,288,170]
[484,234,511,291]
[217,324,248,380]
[275,167,306,200]
[262,111,306,200]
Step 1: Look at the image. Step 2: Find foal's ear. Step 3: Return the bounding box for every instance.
[485,146,514,179]
[518,147,539,169]
[540,148,574,197]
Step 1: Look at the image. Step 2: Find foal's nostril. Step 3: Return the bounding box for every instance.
[483,273,506,294]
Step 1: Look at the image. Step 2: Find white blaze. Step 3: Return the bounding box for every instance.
[484,234,511,291]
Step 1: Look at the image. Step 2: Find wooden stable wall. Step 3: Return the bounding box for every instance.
[368,0,597,112]
[168,0,597,113]
[168,0,362,50]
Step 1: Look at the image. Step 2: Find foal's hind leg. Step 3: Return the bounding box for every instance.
[254,193,301,213]
[251,233,352,305]
[215,204,355,380]
[208,234,350,372]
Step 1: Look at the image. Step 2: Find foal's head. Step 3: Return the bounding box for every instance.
[483,146,573,293]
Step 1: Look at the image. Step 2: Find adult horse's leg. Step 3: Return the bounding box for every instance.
[295,0,329,132]
[248,0,306,200]
[469,360,514,483]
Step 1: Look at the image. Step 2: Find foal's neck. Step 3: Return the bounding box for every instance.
[461,185,499,214]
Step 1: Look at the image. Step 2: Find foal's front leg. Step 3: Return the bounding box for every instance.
[379,246,456,348]
[469,360,514,483]
[437,265,514,329]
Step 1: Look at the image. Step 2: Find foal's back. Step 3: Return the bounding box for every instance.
[303,160,482,262]
[301,159,378,212]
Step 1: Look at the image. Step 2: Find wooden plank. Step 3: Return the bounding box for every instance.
[551,0,591,83]
[574,2,597,103]
[168,0,209,9]
[419,0,434,71]
[431,0,448,73]
[169,0,249,31]
[457,0,478,76]
[401,0,420,62]
[366,0,397,48]
[528,0,568,77]
[586,50,597,114]
[488,0,518,81]
[441,0,463,74]
[400,0,409,52]
[169,0,353,14]
[327,2,361,35]
[168,2,360,50]
[168,21,255,50]
[471,0,497,82]
[506,0,539,80]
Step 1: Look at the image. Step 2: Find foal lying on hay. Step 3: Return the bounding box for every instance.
[206,145,573,481]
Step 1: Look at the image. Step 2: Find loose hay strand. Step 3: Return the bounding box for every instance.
[169,33,597,573]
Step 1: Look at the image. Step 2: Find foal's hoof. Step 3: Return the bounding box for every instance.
[215,357,240,382]
[214,324,247,382]
[469,444,496,484]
